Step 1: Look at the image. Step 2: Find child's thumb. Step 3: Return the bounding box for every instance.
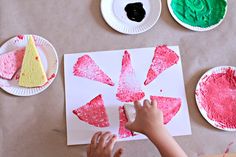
[125,122,134,131]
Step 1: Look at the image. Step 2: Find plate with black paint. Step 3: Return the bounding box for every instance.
[101,0,162,34]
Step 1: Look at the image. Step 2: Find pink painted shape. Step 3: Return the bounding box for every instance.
[73,55,115,86]
[118,106,133,138]
[0,48,25,80]
[196,68,236,129]
[144,45,179,86]
[73,94,110,128]
[150,96,182,124]
[116,51,145,102]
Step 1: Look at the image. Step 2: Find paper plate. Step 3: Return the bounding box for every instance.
[167,0,227,31]
[0,35,58,96]
[195,66,236,131]
[100,0,162,34]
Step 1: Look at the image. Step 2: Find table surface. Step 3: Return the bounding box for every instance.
[0,0,236,157]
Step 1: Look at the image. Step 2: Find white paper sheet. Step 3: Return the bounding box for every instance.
[64,46,191,145]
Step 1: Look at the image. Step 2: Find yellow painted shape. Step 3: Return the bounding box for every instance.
[19,35,47,87]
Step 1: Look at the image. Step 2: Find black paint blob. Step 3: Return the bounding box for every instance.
[125,2,146,22]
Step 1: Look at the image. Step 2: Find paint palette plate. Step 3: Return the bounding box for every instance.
[101,0,162,34]
[195,66,236,131]
[0,35,58,96]
[167,0,228,31]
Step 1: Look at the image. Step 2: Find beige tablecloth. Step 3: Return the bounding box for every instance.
[0,0,236,157]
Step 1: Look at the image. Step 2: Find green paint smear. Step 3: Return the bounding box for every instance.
[171,0,227,28]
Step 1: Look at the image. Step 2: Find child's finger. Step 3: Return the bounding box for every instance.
[114,148,123,157]
[106,135,117,151]
[90,131,102,149]
[134,101,142,111]
[86,144,91,156]
[151,99,158,108]
[143,99,151,108]
[98,132,112,148]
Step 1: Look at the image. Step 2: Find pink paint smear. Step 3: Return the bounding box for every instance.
[223,142,234,157]
[0,48,25,80]
[144,45,179,86]
[116,51,145,102]
[48,73,56,81]
[196,68,236,129]
[118,106,133,138]
[17,35,24,40]
[73,55,115,86]
[73,94,110,128]
[150,96,182,124]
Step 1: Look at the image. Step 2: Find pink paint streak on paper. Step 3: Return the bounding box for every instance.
[73,55,115,86]
[73,94,110,128]
[0,48,25,80]
[150,96,181,124]
[116,51,145,102]
[118,106,133,138]
[144,45,179,86]
[196,68,236,129]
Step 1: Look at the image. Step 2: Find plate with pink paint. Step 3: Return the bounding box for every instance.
[195,66,236,131]
[0,35,58,96]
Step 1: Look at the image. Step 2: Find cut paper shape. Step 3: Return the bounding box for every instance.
[73,94,110,128]
[0,48,25,80]
[118,106,133,138]
[116,51,145,102]
[150,96,181,124]
[73,55,115,86]
[19,35,47,87]
[144,45,179,86]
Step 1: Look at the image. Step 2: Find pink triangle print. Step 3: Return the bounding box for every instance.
[150,96,181,124]
[118,106,133,138]
[72,94,110,128]
[73,55,115,86]
[144,45,179,86]
[116,51,145,102]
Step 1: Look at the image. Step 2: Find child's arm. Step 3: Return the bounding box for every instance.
[125,100,187,157]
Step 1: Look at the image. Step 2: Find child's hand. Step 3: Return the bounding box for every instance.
[126,100,188,157]
[125,99,164,137]
[87,132,123,157]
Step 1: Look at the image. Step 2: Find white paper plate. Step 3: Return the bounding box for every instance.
[0,35,58,96]
[195,66,236,131]
[101,0,162,34]
[167,0,227,31]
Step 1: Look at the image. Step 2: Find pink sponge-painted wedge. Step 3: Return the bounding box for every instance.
[150,96,182,124]
[0,48,25,80]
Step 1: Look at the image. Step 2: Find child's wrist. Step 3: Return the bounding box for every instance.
[145,124,165,138]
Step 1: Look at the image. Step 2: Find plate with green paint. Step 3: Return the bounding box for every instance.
[167,0,227,31]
